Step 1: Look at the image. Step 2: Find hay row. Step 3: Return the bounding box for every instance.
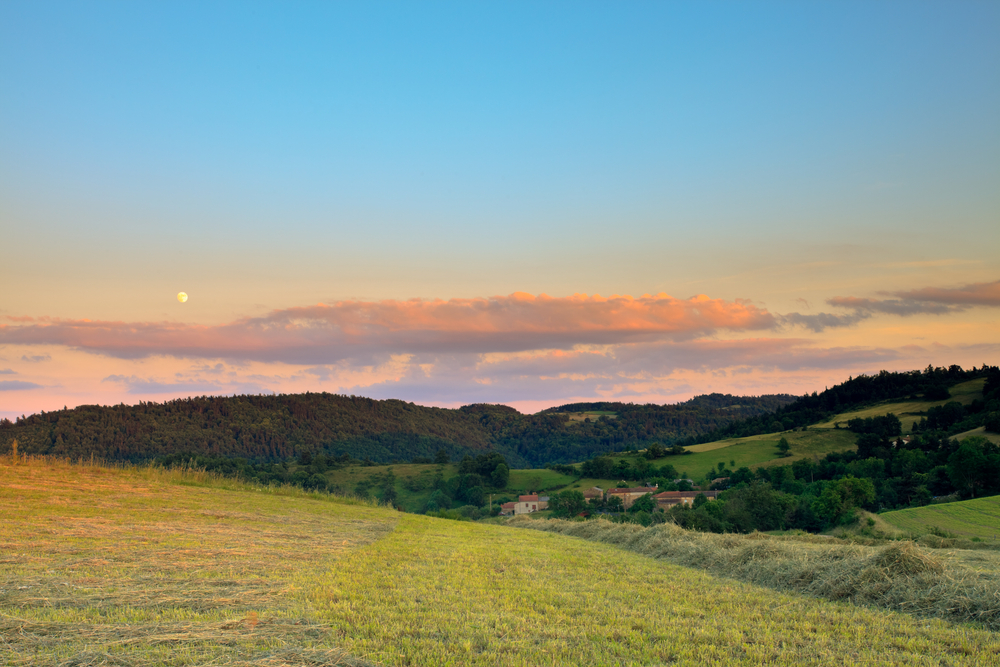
[511,516,1000,630]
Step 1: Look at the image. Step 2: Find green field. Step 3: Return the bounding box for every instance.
[812,378,986,431]
[676,428,858,477]
[563,410,618,424]
[566,428,858,486]
[4,457,1000,666]
[954,426,1000,445]
[880,495,1000,541]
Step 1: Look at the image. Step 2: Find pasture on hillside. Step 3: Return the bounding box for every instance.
[880,495,1000,541]
[560,428,858,490]
[4,456,1000,666]
[670,428,858,477]
[812,378,986,431]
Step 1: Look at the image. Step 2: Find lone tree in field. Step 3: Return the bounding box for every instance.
[776,437,791,457]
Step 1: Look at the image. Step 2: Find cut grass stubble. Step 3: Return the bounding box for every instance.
[512,516,1000,631]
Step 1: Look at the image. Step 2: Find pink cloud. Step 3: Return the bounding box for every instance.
[0,292,776,363]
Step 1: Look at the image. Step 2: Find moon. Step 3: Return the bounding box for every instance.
[177,292,188,303]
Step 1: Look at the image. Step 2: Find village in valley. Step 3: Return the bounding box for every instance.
[500,485,719,516]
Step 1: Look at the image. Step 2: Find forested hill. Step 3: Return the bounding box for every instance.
[0,391,795,468]
[693,364,999,443]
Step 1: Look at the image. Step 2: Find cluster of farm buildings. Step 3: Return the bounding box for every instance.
[499,486,719,516]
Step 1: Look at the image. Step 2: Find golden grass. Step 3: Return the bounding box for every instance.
[0,456,394,666]
[6,457,1000,666]
[514,517,1000,632]
[307,514,1000,665]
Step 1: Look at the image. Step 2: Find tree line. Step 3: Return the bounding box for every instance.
[0,391,794,467]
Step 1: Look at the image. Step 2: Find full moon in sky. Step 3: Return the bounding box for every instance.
[177,292,188,303]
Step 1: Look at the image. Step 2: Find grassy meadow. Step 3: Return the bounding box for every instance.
[812,379,986,431]
[4,456,1000,666]
[879,495,1000,541]
[646,428,858,478]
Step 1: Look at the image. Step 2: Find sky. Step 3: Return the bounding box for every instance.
[1,1,998,418]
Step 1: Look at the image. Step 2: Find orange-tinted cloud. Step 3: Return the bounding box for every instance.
[0,292,776,363]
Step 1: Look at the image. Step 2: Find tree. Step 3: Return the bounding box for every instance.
[776,437,791,457]
[644,443,666,460]
[984,412,1000,434]
[381,483,398,505]
[629,493,656,513]
[427,489,450,511]
[434,449,449,465]
[947,437,999,498]
[606,495,624,512]
[491,463,510,489]
[811,476,875,527]
[464,486,486,507]
[551,490,587,517]
[458,455,475,475]
[856,432,886,459]
[721,482,796,532]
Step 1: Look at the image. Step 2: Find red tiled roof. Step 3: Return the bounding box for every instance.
[608,487,656,495]
[655,490,719,499]
[519,494,539,502]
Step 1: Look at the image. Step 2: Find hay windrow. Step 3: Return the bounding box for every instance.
[510,516,1000,630]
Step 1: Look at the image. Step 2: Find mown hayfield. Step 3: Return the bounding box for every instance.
[880,495,1000,541]
[0,457,394,666]
[4,457,1000,666]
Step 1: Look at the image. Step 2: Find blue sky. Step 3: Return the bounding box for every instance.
[1,1,998,415]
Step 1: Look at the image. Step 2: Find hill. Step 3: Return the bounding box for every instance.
[0,392,794,468]
[4,456,999,666]
[879,495,1000,541]
[233,371,998,515]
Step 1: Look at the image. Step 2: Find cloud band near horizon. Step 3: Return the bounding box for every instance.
[0,292,776,364]
[3,281,998,363]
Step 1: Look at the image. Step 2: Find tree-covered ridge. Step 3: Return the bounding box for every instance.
[692,365,998,444]
[0,391,796,467]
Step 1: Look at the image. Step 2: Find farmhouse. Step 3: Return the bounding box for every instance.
[499,502,517,516]
[582,487,604,503]
[655,490,719,509]
[606,486,657,509]
[515,494,549,515]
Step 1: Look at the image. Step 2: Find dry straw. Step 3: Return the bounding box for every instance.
[511,516,1000,630]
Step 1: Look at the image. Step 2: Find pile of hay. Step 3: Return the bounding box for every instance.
[510,516,1000,629]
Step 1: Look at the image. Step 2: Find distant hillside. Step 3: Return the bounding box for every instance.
[879,495,1000,541]
[0,392,796,467]
[693,364,999,444]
